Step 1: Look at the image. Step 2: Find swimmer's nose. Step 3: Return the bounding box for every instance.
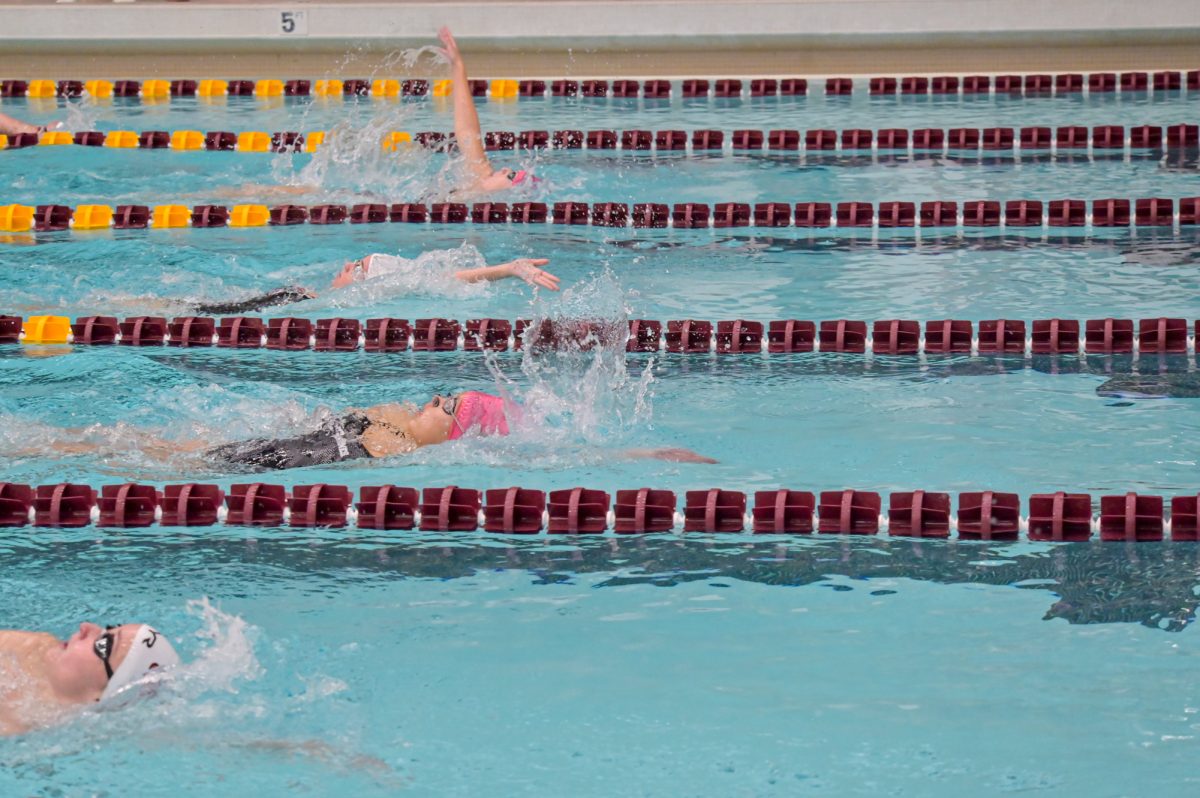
[78,622,101,640]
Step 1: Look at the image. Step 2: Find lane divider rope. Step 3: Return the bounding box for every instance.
[2,196,1197,233]
[2,122,1197,154]
[2,71,1197,101]
[0,482,1194,539]
[4,315,1199,356]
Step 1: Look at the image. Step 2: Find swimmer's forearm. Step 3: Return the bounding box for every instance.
[454,264,512,283]
[624,447,719,464]
[447,51,490,176]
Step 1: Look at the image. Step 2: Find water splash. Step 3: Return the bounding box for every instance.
[481,269,656,447]
[173,597,264,696]
[60,99,100,135]
[267,43,457,201]
[272,107,436,201]
[264,43,544,202]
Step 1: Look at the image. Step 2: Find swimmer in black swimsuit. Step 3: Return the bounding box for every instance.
[204,412,372,471]
[24,393,716,472]
[191,286,318,315]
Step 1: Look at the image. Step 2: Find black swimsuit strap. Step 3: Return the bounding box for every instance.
[338,412,372,437]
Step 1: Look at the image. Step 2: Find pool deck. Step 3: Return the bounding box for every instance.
[0,0,1198,78]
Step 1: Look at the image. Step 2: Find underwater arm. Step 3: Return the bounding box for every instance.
[624,448,718,464]
[213,738,396,783]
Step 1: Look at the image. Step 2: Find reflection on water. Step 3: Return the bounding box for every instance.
[607,229,1200,261]
[4,533,1197,632]
[136,348,1200,400]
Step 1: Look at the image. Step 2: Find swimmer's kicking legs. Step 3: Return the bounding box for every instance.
[0,112,61,136]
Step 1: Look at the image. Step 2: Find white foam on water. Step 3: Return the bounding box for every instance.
[60,99,100,135]
[263,45,546,202]
[461,269,656,457]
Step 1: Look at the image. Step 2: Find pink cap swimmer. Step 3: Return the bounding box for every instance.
[448,391,514,440]
[511,170,541,187]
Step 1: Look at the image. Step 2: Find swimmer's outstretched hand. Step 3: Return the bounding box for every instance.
[626,447,718,464]
[504,258,560,291]
[435,27,463,69]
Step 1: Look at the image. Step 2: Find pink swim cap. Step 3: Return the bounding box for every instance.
[448,391,513,441]
[511,170,541,186]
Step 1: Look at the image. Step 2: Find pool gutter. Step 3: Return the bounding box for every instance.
[1,0,1198,77]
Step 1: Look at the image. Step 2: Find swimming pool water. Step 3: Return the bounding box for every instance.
[2,89,1199,204]
[2,82,1200,796]
[3,532,1200,796]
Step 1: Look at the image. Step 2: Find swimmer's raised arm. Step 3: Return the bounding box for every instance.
[435,27,490,179]
[434,27,516,193]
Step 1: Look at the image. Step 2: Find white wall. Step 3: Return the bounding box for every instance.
[3,0,1197,51]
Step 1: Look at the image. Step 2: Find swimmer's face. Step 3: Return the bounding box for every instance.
[480,168,516,192]
[47,622,142,701]
[332,255,373,290]
[405,394,457,445]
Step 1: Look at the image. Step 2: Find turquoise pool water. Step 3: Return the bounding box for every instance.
[2,83,1200,795]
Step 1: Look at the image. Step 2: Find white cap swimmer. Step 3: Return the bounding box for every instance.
[99,625,182,702]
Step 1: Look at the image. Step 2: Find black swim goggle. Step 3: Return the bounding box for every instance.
[93,625,118,680]
[431,394,459,417]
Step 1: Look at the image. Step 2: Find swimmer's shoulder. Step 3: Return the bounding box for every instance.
[362,403,415,423]
[360,424,419,457]
[0,630,55,652]
[0,709,29,737]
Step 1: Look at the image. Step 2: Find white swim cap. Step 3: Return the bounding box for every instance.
[100,625,182,702]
